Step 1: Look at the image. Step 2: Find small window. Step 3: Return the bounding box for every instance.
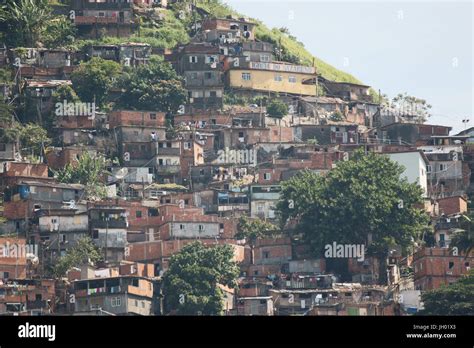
[198,224,204,231]
[289,76,297,83]
[0,143,6,152]
[264,173,272,181]
[439,164,447,171]
[274,75,283,82]
[449,261,454,269]
[242,73,251,81]
[189,56,198,63]
[210,91,217,97]
[150,113,157,120]
[219,223,224,229]
[238,131,244,138]
[35,294,42,301]
[206,55,216,63]
[92,230,99,239]
[205,72,212,79]
[180,224,185,230]
[136,211,142,218]
[426,165,432,173]
[263,251,270,259]
[148,208,159,217]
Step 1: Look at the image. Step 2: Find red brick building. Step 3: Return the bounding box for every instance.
[413,247,473,290]
[108,110,166,129]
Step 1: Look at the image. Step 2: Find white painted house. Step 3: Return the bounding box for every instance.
[386,151,429,197]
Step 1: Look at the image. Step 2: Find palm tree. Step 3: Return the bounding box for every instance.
[451,214,474,257]
[0,0,52,47]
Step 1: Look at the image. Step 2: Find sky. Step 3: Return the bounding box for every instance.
[226,0,473,134]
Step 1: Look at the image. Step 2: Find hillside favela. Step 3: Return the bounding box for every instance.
[0,0,472,318]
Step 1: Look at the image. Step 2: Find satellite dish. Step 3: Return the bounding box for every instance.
[115,167,129,179]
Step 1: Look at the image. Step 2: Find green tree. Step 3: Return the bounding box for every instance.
[42,16,76,48]
[419,270,474,315]
[0,99,19,144]
[329,110,345,122]
[16,123,51,159]
[236,216,277,244]
[53,236,102,277]
[451,214,474,257]
[388,92,432,122]
[54,152,110,200]
[163,241,240,315]
[236,216,278,264]
[0,68,13,84]
[277,150,429,282]
[116,57,186,113]
[267,99,288,147]
[266,99,288,118]
[52,84,80,105]
[0,0,52,47]
[71,57,122,108]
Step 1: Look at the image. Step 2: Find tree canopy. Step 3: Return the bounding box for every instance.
[277,150,429,259]
[162,241,240,315]
[236,216,278,245]
[0,0,52,47]
[115,57,187,113]
[266,99,288,119]
[385,92,432,122]
[53,236,103,277]
[450,213,474,257]
[71,57,122,108]
[419,270,474,315]
[54,151,110,200]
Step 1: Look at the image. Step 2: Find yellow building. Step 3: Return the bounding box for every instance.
[226,61,317,96]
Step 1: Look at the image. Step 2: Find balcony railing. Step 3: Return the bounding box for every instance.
[157,148,181,156]
[75,16,119,25]
[156,165,180,174]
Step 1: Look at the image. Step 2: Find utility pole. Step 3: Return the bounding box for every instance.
[279,35,282,61]
[105,215,109,263]
[312,58,319,123]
